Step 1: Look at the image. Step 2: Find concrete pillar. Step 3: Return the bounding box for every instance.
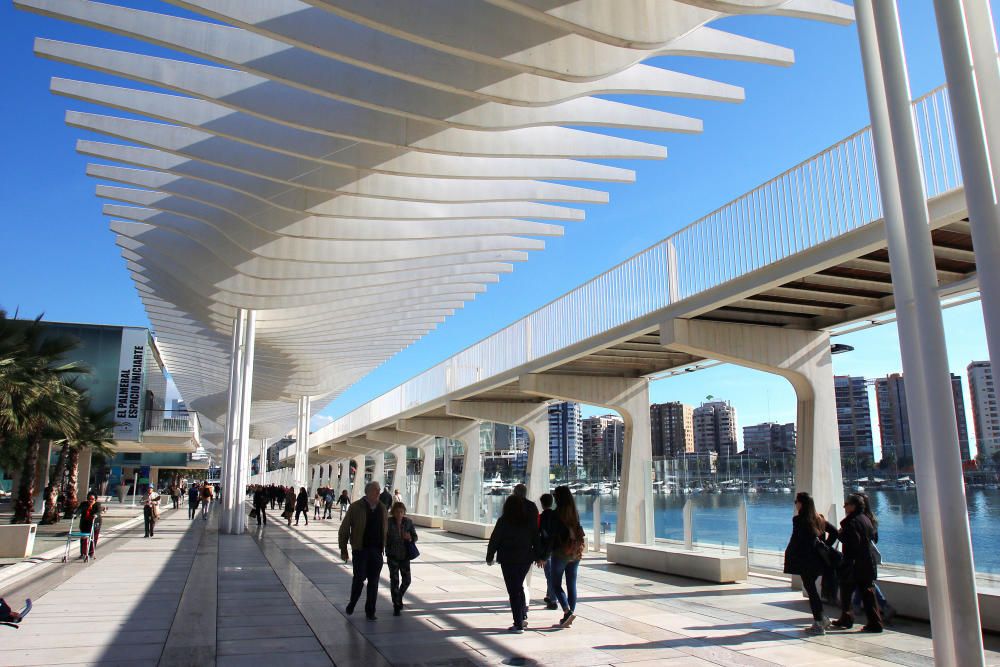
[932,0,1000,379]
[416,440,436,515]
[399,418,480,521]
[389,446,408,501]
[446,401,550,503]
[232,309,256,535]
[857,2,983,662]
[220,310,245,534]
[350,455,366,501]
[661,319,844,522]
[32,441,54,514]
[373,451,386,489]
[294,396,312,488]
[521,374,654,544]
[76,448,92,499]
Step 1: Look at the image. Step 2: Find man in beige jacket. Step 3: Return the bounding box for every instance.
[338,481,389,620]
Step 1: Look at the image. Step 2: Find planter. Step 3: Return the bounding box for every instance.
[0,524,38,558]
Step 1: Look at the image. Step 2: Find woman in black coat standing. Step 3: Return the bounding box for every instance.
[783,492,838,634]
[294,487,310,526]
[833,493,882,632]
[487,494,541,634]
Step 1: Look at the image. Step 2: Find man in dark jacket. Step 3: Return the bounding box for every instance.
[339,481,389,621]
[378,486,393,510]
[187,483,200,520]
[252,485,268,526]
[833,494,882,632]
[537,493,559,610]
[487,495,541,633]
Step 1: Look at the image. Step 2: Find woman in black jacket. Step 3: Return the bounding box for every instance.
[833,493,882,632]
[783,492,837,634]
[487,494,540,634]
[294,487,310,526]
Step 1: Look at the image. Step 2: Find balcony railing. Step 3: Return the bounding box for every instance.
[143,409,198,434]
[323,85,962,442]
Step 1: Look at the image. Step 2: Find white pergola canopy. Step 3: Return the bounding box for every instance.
[16,0,853,447]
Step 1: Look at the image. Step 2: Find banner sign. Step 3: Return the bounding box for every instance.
[139,466,151,485]
[113,328,148,441]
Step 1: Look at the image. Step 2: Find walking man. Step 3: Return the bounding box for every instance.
[187,483,200,520]
[338,481,388,621]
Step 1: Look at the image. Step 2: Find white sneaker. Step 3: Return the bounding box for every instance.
[821,616,832,629]
[805,622,826,635]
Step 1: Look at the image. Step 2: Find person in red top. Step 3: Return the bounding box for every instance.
[76,492,104,559]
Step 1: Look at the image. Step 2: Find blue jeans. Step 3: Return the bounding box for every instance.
[550,556,580,613]
[543,558,555,601]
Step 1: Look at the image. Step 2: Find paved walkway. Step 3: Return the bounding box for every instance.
[2,505,999,666]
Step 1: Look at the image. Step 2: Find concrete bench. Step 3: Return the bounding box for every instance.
[0,524,38,558]
[407,513,443,528]
[607,542,748,584]
[442,519,494,540]
[876,576,1000,632]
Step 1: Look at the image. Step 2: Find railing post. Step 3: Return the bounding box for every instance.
[592,496,601,552]
[683,499,693,551]
[738,497,748,559]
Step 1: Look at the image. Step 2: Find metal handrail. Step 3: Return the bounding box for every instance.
[323,86,961,442]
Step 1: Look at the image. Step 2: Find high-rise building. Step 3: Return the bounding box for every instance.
[579,414,622,479]
[875,373,971,463]
[548,401,582,474]
[743,422,796,457]
[603,415,625,476]
[693,400,738,457]
[968,361,1000,460]
[834,375,875,460]
[650,402,694,459]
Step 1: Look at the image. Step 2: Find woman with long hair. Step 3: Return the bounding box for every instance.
[487,494,540,633]
[833,493,882,632]
[783,491,838,634]
[386,501,418,616]
[549,485,585,628]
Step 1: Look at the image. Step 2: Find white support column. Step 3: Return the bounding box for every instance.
[661,320,843,521]
[221,309,246,534]
[294,396,312,488]
[76,448,92,499]
[521,374,653,544]
[932,0,1000,372]
[259,438,268,485]
[399,418,481,521]
[373,451,386,489]
[389,446,408,500]
[350,455,366,501]
[446,401,550,502]
[857,2,983,663]
[231,309,256,535]
[415,439,436,515]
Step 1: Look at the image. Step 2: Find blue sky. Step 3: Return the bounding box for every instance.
[1,1,993,458]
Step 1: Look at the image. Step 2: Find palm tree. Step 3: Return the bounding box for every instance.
[60,404,115,519]
[0,312,88,524]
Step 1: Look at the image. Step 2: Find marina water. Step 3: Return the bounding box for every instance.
[486,487,1000,574]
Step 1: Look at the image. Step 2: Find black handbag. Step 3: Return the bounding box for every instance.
[407,540,420,561]
[814,537,842,568]
[249,508,258,519]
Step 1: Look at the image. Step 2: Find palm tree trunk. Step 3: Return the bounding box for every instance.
[12,433,42,524]
[41,442,69,524]
[63,447,81,519]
